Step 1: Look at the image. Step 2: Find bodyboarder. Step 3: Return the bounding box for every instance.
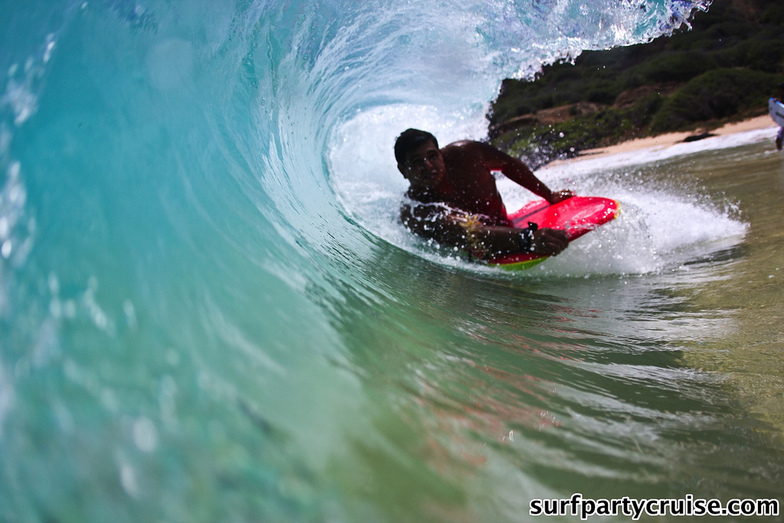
[395,128,573,261]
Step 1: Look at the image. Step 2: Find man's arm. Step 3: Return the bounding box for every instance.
[468,223,570,256]
[469,141,573,203]
[401,203,568,258]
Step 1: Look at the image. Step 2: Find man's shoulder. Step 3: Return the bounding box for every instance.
[441,141,479,166]
[442,140,498,159]
[442,140,483,152]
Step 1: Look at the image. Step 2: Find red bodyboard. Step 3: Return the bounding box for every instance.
[489,196,619,270]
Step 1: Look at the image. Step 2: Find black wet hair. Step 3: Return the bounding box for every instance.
[394,129,438,165]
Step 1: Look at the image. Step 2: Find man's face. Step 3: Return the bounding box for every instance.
[398,141,446,189]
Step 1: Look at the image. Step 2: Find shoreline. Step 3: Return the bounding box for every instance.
[548,115,778,166]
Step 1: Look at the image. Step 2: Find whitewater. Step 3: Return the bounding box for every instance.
[2,0,784,521]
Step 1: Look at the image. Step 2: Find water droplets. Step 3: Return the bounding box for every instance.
[118,458,139,497]
[132,417,158,453]
[83,277,112,333]
[0,240,11,259]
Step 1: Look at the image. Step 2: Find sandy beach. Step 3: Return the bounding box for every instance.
[556,114,779,163]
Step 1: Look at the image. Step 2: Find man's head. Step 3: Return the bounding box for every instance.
[394,129,438,165]
[395,129,446,190]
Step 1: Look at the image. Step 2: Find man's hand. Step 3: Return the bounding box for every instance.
[531,228,569,256]
[548,189,575,204]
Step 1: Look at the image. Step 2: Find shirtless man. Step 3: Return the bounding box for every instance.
[395,128,573,260]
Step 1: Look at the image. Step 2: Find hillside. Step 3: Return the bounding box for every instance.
[488,0,784,168]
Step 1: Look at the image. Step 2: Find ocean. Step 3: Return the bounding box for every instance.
[2,0,783,521]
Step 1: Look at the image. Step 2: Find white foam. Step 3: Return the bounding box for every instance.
[329,103,489,248]
[330,108,759,277]
[501,130,758,275]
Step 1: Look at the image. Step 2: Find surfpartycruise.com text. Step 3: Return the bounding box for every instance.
[529,493,780,520]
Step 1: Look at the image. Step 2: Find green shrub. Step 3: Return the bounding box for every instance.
[743,39,784,72]
[586,88,617,105]
[628,93,664,128]
[637,51,716,84]
[761,5,784,24]
[650,68,784,133]
[704,21,755,43]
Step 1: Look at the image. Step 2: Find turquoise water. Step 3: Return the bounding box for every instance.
[3,1,784,521]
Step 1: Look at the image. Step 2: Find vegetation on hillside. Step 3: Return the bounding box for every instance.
[487,0,784,168]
